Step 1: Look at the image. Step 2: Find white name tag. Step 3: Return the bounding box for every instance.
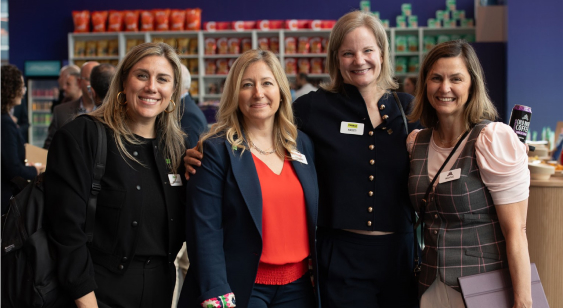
[340,121,364,135]
[438,168,461,184]
[168,174,183,186]
[290,151,308,165]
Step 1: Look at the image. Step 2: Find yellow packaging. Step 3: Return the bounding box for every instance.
[164,38,177,49]
[126,39,139,53]
[110,60,119,66]
[97,40,109,57]
[189,39,198,54]
[86,41,98,57]
[108,39,119,56]
[177,37,190,55]
[188,59,199,75]
[152,37,164,43]
[190,80,199,95]
[74,40,86,57]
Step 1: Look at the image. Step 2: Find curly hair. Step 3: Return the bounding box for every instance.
[1,65,24,114]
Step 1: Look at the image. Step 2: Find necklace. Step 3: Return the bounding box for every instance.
[249,140,275,155]
[436,129,466,147]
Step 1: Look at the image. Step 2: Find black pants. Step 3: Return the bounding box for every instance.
[94,256,175,308]
[248,274,315,308]
[317,227,418,308]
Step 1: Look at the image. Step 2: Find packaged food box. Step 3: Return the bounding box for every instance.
[446,0,456,11]
[228,38,241,54]
[427,18,440,28]
[205,60,217,75]
[285,58,297,75]
[408,56,419,73]
[298,37,310,54]
[188,59,199,75]
[310,58,323,74]
[170,9,185,31]
[395,35,407,52]
[452,10,465,20]
[241,38,252,52]
[216,59,229,75]
[395,57,407,74]
[461,18,474,27]
[401,3,412,16]
[396,15,407,28]
[217,37,229,54]
[310,37,322,54]
[72,10,90,33]
[360,1,371,12]
[164,38,177,49]
[407,35,418,52]
[86,41,97,57]
[270,37,280,53]
[443,20,457,28]
[189,39,198,54]
[126,39,140,53]
[152,37,164,44]
[74,41,86,57]
[190,80,199,95]
[228,58,236,69]
[258,37,269,51]
[323,58,328,74]
[140,11,154,31]
[298,58,310,74]
[91,11,108,32]
[185,8,201,30]
[381,19,390,28]
[177,37,190,55]
[205,38,217,55]
[423,36,436,52]
[97,40,108,56]
[124,10,139,32]
[180,58,188,67]
[408,15,418,28]
[285,37,297,54]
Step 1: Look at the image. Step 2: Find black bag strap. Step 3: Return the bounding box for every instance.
[84,119,107,243]
[392,91,409,135]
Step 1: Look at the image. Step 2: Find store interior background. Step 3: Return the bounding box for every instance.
[7,0,563,135]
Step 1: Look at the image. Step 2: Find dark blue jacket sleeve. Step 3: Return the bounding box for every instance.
[1,116,37,182]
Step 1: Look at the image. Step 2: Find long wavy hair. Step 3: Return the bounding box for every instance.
[408,40,498,130]
[89,42,186,173]
[199,49,297,158]
[323,10,397,93]
[1,65,24,114]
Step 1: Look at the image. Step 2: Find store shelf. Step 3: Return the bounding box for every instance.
[284,53,326,58]
[32,96,57,101]
[71,56,120,60]
[203,94,222,99]
[203,54,242,59]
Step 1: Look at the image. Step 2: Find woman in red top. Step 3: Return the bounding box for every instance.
[178,49,319,308]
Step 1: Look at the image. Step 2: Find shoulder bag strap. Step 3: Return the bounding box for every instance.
[392,91,409,135]
[85,120,107,243]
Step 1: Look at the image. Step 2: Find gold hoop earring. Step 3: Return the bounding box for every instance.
[164,100,176,114]
[116,91,127,106]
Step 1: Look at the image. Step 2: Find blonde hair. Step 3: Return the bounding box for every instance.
[199,49,297,158]
[408,40,498,130]
[323,10,397,93]
[89,42,186,173]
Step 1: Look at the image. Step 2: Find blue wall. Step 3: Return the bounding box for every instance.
[507,0,563,134]
[8,0,474,71]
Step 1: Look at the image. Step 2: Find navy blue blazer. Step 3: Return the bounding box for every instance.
[179,130,319,308]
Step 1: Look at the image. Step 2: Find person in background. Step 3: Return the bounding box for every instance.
[88,63,116,108]
[179,63,208,149]
[62,70,82,103]
[183,11,420,308]
[45,42,187,308]
[178,49,319,308]
[43,61,99,149]
[406,40,531,308]
[293,73,318,101]
[1,64,43,214]
[403,76,417,96]
[52,64,81,112]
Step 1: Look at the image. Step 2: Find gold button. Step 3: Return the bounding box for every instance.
[369,175,374,181]
[369,159,374,165]
[382,114,389,120]
[434,230,438,234]
[367,221,372,227]
[387,129,393,135]
[368,191,373,196]
[379,104,386,110]
[369,131,374,136]
[368,207,373,212]
[434,214,438,219]
[369,145,374,150]
[382,127,386,130]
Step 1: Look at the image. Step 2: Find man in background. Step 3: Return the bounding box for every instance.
[52,64,81,112]
[43,61,99,149]
[88,63,116,108]
[293,73,318,101]
[179,64,207,149]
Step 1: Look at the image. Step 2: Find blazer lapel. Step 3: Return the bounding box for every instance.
[290,138,318,227]
[225,140,263,236]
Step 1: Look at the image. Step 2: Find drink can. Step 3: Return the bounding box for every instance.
[509,104,532,143]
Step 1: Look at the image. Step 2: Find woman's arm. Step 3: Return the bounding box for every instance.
[75,291,98,308]
[496,200,532,308]
[1,121,38,180]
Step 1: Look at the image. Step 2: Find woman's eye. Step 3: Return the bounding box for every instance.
[242,83,253,88]
[137,73,148,79]
[158,77,169,82]
[365,49,373,53]
[263,81,273,86]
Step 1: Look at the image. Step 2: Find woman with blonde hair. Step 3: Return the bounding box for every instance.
[45,42,187,307]
[178,49,319,308]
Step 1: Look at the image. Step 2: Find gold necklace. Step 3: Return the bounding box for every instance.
[249,140,275,155]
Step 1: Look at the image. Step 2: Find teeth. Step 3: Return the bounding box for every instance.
[438,97,455,102]
[141,98,159,103]
[353,69,369,73]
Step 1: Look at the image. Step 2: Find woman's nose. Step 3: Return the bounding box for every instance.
[145,78,157,92]
[253,85,264,98]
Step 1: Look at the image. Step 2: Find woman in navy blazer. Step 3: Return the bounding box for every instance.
[179,50,319,308]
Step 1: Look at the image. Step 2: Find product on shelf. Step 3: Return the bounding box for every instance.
[228,38,241,54]
[256,20,283,30]
[323,58,328,74]
[190,80,199,95]
[164,38,177,49]
[408,56,419,73]
[124,10,140,31]
[443,20,457,28]
[408,15,418,28]
[205,59,217,75]
[108,10,124,32]
[452,10,465,20]
[381,19,390,28]
[310,37,322,54]
[203,21,231,31]
[141,10,154,31]
[321,37,328,53]
[396,36,407,52]
[170,9,185,30]
[152,37,164,44]
[75,41,86,57]
[436,10,450,21]
[188,59,199,74]
[86,41,98,57]
[284,19,311,30]
[270,37,279,53]
[185,8,201,30]
[228,58,236,70]
[177,37,190,54]
[407,35,418,52]
[298,59,310,74]
[461,18,474,27]
[180,58,189,67]
[205,38,217,55]
[360,1,370,12]
[258,37,269,51]
[462,34,475,42]
[154,9,171,31]
[285,37,297,54]
[241,38,252,53]
[310,58,323,74]
[427,18,440,28]
[395,57,407,73]
[126,39,141,52]
[208,83,219,94]
[423,36,436,52]
[110,60,119,66]
[285,58,297,75]
[372,11,380,19]
[298,37,310,54]
[216,59,229,75]
[189,39,198,54]
[437,34,450,44]
[73,10,90,33]
[91,11,108,32]
[447,0,456,11]
[396,16,406,28]
[232,21,256,31]
[97,40,109,56]
[402,3,412,16]
[217,38,229,54]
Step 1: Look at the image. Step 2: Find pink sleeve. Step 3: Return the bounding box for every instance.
[406,129,422,156]
[475,122,530,205]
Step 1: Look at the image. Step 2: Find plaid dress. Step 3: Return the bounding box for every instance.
[408,121,508,296]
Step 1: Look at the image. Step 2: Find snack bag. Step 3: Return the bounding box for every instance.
[217,38,229,54]
[309,37,322,54]
[126,39,140,53]
[228,58,236,70]
[180,58,189,67]
[86,41,98,57]
[190,80,199,95]
[298,37,310,54]
[270,37,279,53]
[108,39,119,56]
[185,8,202,30]
[241,38,252,53]
[97,40,109,56]
[298,58,310,74]
[91,11,108,32]
[73,10,90,33]
[164,38,177,49]
[205,60,217,75]
[310,58,323,74]
[74,41,86,57]
[140,10,154,31]
[285,58,297,75]
[285,37,296,54]
[205,38,217,55]
[321,37,328,53]
[152,37,164,43]
[188,59,199,75]
[108,10,124,32]
[216,59,229,75]
[189,39,198,54]
[170,9,185,31]
[407,35,418,52]
[153,9,170,31]
[258,37,269,51]
[177,37,190,55]
[123,10,140,32]
[228,38,241,54]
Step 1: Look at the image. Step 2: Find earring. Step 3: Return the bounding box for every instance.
[116,91,127,106]
[164,100,176,114]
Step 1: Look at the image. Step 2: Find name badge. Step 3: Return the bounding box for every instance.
[438,168,461,184]
[340,121,364,135]
[290,151,308,165]
[168,174,183,186]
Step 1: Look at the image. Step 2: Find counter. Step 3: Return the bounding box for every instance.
[527,176,563,307]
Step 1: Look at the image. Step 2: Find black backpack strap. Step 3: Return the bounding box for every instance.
[85,120,107,243]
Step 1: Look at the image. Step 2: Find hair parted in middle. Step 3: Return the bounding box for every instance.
[89,42,186,173]
[323,10,398,93]
[199,49,297,159]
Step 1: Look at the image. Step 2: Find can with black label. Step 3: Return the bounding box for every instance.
[509,104,532,144]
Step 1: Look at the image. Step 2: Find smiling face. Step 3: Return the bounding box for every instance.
[338,26,383,90]
[123,55,175,125]
[426,56,472,120]
[237,60,280,127]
